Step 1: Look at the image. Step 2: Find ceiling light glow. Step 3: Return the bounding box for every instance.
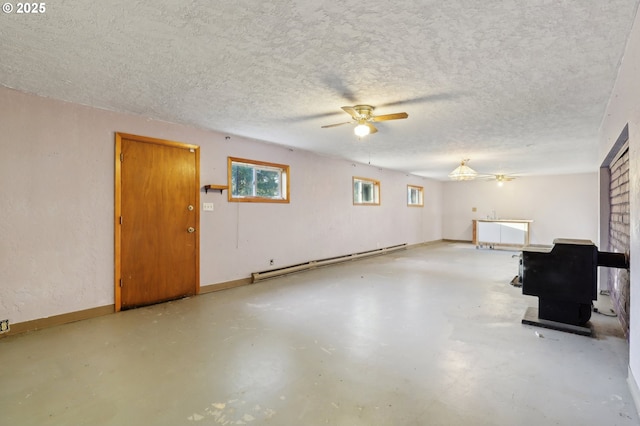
[354,123,370,137]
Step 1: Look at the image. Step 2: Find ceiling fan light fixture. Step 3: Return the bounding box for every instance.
[354,122,370,137]
[448,159,478,181]
[322,104,407,136]
[495,174,515,185]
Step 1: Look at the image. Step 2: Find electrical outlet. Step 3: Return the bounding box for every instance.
[0,319,9,333]
[269,259,274,266]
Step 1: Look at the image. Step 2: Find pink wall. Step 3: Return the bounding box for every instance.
[598,7,640,412]
[200,136,443,284]
[0,87,443,324]
[441,174,599,245]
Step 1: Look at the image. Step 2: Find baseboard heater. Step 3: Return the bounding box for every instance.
[251,243,408,282]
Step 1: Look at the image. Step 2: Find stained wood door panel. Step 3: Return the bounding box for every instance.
[117,134,199,310]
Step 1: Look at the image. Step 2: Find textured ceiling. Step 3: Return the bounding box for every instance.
[1,0,638,180]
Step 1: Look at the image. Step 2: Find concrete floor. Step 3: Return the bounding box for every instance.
[1,242,638,425]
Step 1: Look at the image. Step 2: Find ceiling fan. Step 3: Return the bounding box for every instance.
[492,174,516,184]
[321,105,408,137]
[448,159,518,184]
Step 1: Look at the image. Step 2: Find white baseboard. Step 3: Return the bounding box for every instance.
[629,366,640,418]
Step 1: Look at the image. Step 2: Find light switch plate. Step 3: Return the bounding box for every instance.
[203,203,214,211]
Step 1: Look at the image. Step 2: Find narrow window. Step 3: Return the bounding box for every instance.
[407,185,424,207]
[228,157,290,203]
[353,177,380,205]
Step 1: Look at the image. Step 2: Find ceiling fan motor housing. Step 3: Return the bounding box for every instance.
[354,105,374,119]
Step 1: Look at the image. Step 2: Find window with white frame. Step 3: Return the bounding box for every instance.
[407,185,424,207]
[353,177,380,205]
[228,157,289,203]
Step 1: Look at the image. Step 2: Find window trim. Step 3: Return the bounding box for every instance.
[227,157,290,203]
[407,184,424,207]
[353,176,381,206]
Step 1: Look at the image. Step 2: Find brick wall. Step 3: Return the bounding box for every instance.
[608,148,630,335]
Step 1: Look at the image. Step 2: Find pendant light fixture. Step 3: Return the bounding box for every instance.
[448,159,478,181]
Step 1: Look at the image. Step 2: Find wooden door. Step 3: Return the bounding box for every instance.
[115,133,200,310]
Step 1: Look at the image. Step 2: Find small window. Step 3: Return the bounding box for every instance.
[228,157,290,203]
[353,177,380,205]
[407,185,424,207]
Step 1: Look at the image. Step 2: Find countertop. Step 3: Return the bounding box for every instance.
[474,219,533,223]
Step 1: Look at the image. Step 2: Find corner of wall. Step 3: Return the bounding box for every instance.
[629,366,640,418]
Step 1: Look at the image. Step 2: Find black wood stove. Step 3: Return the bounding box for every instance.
[521,238,628,336]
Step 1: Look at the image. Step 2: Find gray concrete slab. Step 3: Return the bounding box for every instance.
[0,242,637,425]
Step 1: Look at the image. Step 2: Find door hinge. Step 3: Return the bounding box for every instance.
[119,279,123,288]
[119,216,123,225]
[120,153,124,162]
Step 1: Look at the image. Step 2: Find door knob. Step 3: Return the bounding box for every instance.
[187,227,195,233]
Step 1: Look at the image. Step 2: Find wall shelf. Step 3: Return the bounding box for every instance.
[204,184,228,194]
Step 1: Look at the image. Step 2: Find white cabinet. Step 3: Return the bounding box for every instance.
[477,221,501,243]
[500,222,528,244]
[473,220,531,248]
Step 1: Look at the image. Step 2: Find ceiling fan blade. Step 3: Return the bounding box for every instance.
[321,121,352,128]
[380,93,461,108]
[371,112,408,122]
[366,122,378,134]
[341,106,359,119]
